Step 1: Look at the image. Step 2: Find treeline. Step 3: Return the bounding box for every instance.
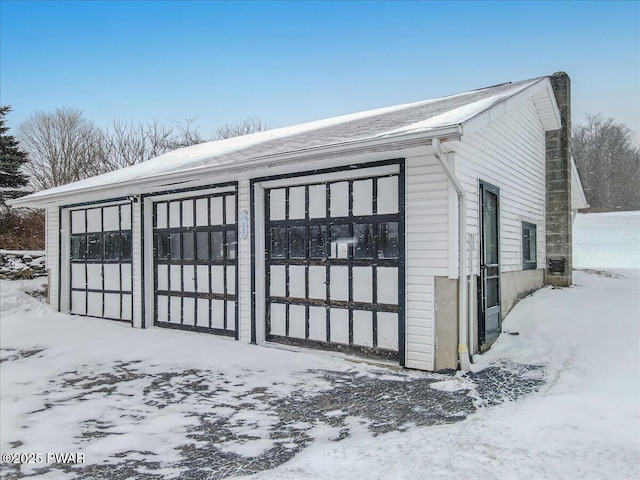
[17,108,266,191]
[572,114,640,212]
[0,106,265,249]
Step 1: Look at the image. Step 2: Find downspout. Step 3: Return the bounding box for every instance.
[432,138,472,371]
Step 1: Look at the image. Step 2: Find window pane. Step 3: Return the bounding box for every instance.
[529,228,537,262]
[182,232,195,260]
[309,225,327,259]
[227,230,237,260]
[484,191,499,265]
[156,233,169,259]
[269,189,286,221]
[289,226,305,258]
[121,232,132,260]
[330,224,350,259]
[103,232,120,260]
[353,223,374,259]
[352,179,373,216]
[377,176,398,214]
[87,233,102,259]
[71,236,86,260]
[486,277,499,308]
[330,182,349,217]
[196,231,209,260]
[270,227,287,258]
[211,231,224,259]
[169,233,181,260]
[377,222,399,259]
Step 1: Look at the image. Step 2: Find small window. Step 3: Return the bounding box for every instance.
[156,233,170,259]
[288,226,305,259]
[86,233,103,259]
[103,232,121,260]
[309,225,327,259]
[169,233,182,260]
[522,221,537,270]
[211,231,225,259]
[182,232,195,260]
[270,227,287,258]
[120,232,132,260]
[330,224,350,259]
[353,223,374,259]
[196,231,209,260]
[71,235,87,260]
[226,230,237,260]
[377,222,399,259]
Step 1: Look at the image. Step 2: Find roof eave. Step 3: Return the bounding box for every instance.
[460,77,561,137]
[8,125,463,209]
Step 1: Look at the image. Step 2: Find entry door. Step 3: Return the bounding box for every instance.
[478,181,501,345]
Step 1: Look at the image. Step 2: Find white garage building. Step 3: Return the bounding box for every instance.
[10,73,587,371]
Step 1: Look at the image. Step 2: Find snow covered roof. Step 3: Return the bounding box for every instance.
[10,76,560,207]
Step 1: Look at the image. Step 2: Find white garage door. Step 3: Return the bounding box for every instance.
[265,171,402,359]
[69,203,133,322]
[153,191,238,337]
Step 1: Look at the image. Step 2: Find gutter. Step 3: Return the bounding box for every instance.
[431,138,472,371]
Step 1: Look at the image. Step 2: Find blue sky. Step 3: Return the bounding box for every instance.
[1,0,638,138]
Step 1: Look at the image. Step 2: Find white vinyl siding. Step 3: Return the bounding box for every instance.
[403,154,449,370]
[237,180,252,343]
[451,96,547,274]
[405,276,435,370]
[46,207,59,310]
[132,200,143,328]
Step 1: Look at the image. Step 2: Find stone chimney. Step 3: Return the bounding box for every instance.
[545,72,572,287]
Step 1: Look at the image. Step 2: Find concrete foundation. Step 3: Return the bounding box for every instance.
[500,269,545,318]
[434,277,458,371]
[433,270,543,370]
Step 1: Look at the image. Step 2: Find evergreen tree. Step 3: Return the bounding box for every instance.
[0,106,29,204]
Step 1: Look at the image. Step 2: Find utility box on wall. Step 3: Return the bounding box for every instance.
[548,258,566,274]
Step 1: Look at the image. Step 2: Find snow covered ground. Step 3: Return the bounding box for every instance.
[1,212,639,479]
[574,211,640,269]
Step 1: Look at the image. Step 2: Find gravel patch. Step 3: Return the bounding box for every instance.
[0,352,544,479]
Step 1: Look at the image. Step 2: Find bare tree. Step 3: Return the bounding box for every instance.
[18,108,105,191]
[214,117,267,140]
[101,117,207,170]
[18,109,268,192]
[168,117,206,149]
[101,120,175,170]
[572,114,640,212]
